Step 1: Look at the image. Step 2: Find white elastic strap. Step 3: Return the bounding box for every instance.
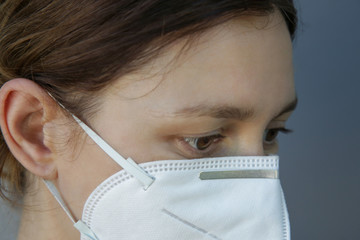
[43,180,99,240]
[43,180,76,224]
[74,221,99,240]
[47,92,154,189]
[72,115,155,190]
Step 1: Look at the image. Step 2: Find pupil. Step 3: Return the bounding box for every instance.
[196,136,212,150]
[266,129,278,142]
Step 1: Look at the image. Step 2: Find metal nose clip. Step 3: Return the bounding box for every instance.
[199,170,279,180]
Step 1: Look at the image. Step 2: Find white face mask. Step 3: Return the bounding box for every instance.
[44,114,291,240]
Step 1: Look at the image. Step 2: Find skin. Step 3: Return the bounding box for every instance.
[0,11,296,240]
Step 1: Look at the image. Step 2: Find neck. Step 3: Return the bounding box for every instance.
[17,176,79,240]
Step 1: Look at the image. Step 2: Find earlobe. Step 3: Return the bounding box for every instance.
[0,78,60,179]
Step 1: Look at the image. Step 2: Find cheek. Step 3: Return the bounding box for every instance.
[55,128,123,220]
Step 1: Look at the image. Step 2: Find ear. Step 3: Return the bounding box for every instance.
[0,78,63,179]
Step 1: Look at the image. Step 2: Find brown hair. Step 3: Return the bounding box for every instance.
[0,0,297,203]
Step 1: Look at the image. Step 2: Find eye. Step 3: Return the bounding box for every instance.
[263,128,292,145]
[184,134,224,151]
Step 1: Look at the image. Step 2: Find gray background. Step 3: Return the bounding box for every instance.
[279,0,360,239]
[1,0,360,239]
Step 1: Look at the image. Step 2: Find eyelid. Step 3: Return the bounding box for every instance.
[180,128,224,139]
[175,129,225,158]
[272,111,294,123]
[184,134,225,146]
[179,136,224,157]
[266,118,292,133]
[267,120,286,127]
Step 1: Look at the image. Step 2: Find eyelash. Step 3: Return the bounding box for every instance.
[180,127,293,157]
[263,127,293,145]
[179,133,225,157]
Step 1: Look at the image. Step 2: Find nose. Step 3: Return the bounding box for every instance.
[238,143,265,156]
[229,131,265,156]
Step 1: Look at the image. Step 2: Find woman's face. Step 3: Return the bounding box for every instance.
[55,12,296,218]
[94,13,295,159]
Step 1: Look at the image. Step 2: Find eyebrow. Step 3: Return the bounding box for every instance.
[168,97,298,120]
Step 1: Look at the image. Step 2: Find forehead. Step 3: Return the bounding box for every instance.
[109,11,295,118]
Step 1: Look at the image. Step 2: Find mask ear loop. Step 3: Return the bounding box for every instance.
[43,92,155,238]
[71,114,155,190]
[47,92,155,190]
[43,180,100,240]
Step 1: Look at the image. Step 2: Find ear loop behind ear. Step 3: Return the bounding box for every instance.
[44,92,155,238]
[47,92,155,190]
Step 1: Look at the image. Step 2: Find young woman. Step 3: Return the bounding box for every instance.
[0,1,297,239]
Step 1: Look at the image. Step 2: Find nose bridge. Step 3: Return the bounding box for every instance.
[239,142,264,156]
[230,128,265,156]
